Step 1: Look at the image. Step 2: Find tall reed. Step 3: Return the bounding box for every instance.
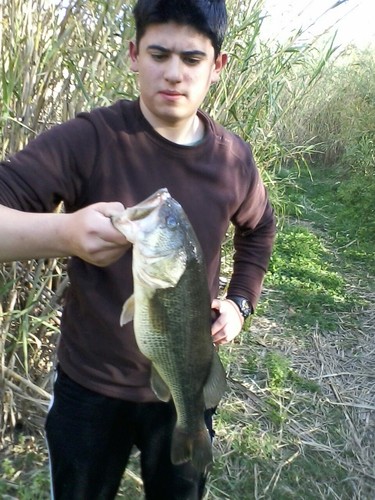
[0,0,137,157]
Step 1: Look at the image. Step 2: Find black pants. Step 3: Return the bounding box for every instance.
[45,368,214,500]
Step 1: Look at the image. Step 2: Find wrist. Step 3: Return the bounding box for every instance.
[226,295,252,320]
[55,212,77,257]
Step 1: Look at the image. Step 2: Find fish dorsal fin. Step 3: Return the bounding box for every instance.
[120,294,135,326]
[203,350,227,409]
[151,365,171,402]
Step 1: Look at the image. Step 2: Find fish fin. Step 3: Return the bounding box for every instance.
[171,427,212,473]
[137,257,186,289]
[150,365,171,402]
[203,350,227,409]
[120,295,135,326]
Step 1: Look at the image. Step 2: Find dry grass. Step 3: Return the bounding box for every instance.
[0,260,65,437]
[204,285,375,499]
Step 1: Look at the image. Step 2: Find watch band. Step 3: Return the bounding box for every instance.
[226,295,252,319]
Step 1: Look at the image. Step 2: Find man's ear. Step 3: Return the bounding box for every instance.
[211,52,228,84]
[129,41,139,72]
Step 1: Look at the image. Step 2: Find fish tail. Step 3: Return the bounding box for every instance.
[171,427,213,473]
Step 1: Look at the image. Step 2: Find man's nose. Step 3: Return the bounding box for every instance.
[164,56,183,83]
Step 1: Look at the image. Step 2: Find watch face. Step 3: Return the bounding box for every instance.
[228,296,252,319]
[237,298,251,318]
[240,300,251,318]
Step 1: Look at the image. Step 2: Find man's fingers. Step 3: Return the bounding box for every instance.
[95,202,126,218]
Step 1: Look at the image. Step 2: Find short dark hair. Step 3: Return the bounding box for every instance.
[133,0,228,58]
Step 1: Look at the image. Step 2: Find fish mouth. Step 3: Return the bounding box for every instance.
[111,188,171,230]
[125,188,171,221]
[135,187,169,207]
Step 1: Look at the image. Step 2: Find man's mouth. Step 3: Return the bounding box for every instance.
[159,90,185,100]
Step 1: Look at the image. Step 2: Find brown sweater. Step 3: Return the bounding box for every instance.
[0,99,275,401]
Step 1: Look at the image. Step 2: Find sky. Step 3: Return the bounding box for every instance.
[261,0,375,48]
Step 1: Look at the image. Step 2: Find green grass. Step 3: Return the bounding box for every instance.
[265,225,360,330]
[284,166,375,274]
[0,440,50,500]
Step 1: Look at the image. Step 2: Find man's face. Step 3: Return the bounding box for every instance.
[129,22,226,130]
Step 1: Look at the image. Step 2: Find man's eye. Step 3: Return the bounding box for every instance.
[151,53,167,61]
[184,57,200,65]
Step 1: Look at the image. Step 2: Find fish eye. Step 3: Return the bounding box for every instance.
[166,215,178,229]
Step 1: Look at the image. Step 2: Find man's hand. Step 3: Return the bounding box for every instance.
[60,202,130,266]
[0,202,130,266]
[211,298,244,345]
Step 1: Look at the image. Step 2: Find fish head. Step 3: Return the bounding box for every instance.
[112,188,199,289]
[111,188,169,244]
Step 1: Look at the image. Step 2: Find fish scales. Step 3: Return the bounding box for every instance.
[138,260,213,427]
[111,188,227,472]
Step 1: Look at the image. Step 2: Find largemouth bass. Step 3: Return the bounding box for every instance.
[111,188,227,472]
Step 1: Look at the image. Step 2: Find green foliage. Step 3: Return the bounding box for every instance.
[291,167,375,274]
[266,225,358,329]
[0,446,50,499]
[278,47,375,165]
[263,351,320,397]
[335,136,375,241]
[265,351,292,390]
[277,47,375,240]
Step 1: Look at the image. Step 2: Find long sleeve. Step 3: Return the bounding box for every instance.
[227,162,276,310]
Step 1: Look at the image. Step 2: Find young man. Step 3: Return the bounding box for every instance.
[0,1,275,498]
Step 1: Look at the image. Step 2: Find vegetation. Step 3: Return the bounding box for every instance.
[1,0,374,498]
